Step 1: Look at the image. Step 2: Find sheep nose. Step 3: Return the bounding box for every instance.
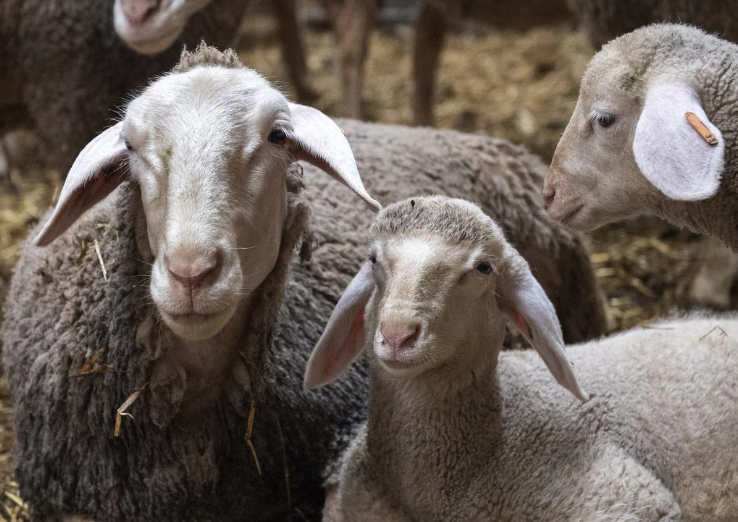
[380,321,421,353]
[165,251,219,291]
[120,0,159,24]
[542,186,556,209]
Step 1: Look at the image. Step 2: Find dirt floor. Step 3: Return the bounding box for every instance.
[0,14,729,520]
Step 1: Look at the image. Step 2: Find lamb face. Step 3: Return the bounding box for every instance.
[365,200,507,377]
[114,0,214,54]
[33,46,379,343]
[305,196,588,401]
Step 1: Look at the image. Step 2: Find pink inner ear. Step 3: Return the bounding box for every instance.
[324,309,365,383]
[515,311,527,332]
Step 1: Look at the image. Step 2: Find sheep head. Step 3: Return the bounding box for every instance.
[544,24,725,232]
[304,196,587,401]
[34,46,380,343]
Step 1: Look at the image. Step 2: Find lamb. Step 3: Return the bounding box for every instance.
[544,24,738,246]
[2,45,607,520]
[0,0,314,176]
[565,0,738,49]
[306,195,738,521]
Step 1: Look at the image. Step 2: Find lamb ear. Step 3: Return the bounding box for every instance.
[633,82,724,201]
[304,262,375,390]
[34,122,129,247]
[497,246,588,401]
[287,103,381,212]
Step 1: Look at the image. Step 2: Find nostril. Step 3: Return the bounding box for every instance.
[543,187,556,209]
[380,322,422,352]
[165,251,219,289]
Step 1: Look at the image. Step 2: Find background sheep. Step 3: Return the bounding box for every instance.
[545,24,738,250]
[2,45,605,520]
[307,196,738,521]
[0,0,317,177]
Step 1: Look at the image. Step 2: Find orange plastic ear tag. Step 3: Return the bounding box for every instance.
[685,112,719,146]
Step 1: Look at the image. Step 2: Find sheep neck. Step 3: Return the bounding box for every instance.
[366,333,505,499]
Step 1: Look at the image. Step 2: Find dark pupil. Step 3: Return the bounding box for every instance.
[597,113,615,127]
[476,262,492,274]
[124,139,133,152]
[268,128,287,145]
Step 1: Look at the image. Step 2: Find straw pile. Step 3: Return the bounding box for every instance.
[0,13,727,517]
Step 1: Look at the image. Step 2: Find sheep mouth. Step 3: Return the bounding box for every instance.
[378,356,427,372]
[550,202,584,226]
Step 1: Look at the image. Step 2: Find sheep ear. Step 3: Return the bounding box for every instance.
[633,82,724,201]
[287,103,381,212]
[34,122,129,247]
[497,246,588,401]
[304,263,375,390]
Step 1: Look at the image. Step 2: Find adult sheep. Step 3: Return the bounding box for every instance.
[544,24,737,249]
[3,45,606,521]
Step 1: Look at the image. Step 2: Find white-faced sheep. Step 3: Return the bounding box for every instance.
[2,45,607,520]
[306,195,738,521]
[545,24,737,246]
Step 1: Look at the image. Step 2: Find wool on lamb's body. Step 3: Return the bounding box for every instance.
[2,52,606,520]
[308,196,738,521]
[345,314,738,520]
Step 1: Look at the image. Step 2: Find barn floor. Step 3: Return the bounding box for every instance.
[0,13,729,520]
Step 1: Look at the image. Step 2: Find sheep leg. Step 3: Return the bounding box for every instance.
[412,1,449,127]
[329,0,378,119]
[689,236,738,309]
[271,0,319,104]
[573,447,681,521]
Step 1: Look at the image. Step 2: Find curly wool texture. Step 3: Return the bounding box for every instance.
[565,0,738,47]
[2,118,606,520]
[0,0,248,172]
[346,313,738,521]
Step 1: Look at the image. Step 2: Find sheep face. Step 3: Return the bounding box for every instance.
[366,232,505,377]
[545,25,726,232]
[544,47,655,232]
[304,197,587,400]
[114,0,213,54]
[123,67,292,341]
[33,51,379,344]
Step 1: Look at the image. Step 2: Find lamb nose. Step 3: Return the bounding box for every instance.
[380,322,421,352]
[165,252,219,290]
[542,186,556,209]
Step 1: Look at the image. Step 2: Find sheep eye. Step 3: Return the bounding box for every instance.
[124,139,134,152]
[594,112,616,128]
[476,261,493,274]
[268,128,287,145]
[370,255,377,264]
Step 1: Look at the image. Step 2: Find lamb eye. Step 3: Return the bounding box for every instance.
[268,128,287,145]
[124,139,134,152]
[476,261,493,274]
[594,112,616,128]
[370,255,377,264]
